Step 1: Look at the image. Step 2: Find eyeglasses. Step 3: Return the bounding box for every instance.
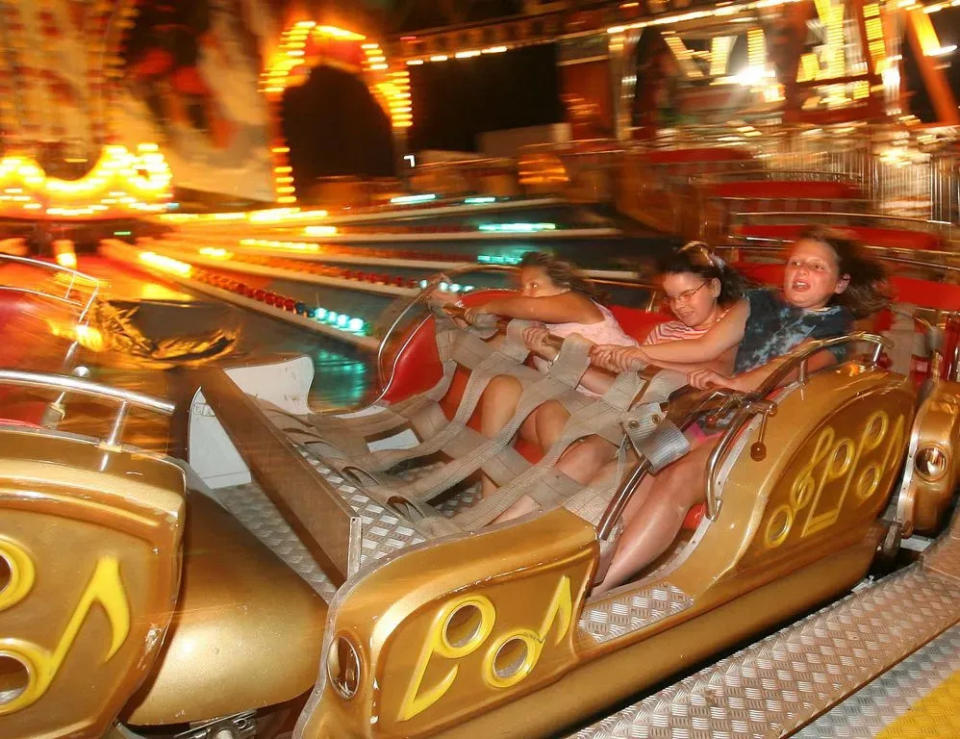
[666,280,709,305]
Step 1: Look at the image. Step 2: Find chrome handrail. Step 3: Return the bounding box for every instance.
[0,368,175,463]
[729,210,953,229]
[703,332,890,521]
[0,253,100,322]
[692,169,860,184]
[0,369,174,415]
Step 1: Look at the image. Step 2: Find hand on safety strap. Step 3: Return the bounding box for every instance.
[591,344,646,374]
[522,324,554,357]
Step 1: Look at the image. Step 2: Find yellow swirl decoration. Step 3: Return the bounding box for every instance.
[0,537,35,612]
[0,556,130,715]
[397,575,573,721]
[765,410,906,549]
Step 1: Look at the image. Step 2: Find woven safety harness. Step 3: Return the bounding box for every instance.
[259,313,695,540]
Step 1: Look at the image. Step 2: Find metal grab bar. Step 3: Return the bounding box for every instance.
[0,369,174,416]
[0,253,100,322]
[703,332,890,521]
[595,385,737,541]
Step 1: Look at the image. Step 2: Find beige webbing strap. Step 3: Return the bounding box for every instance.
[359,331,593,505]
[477,444,531,487]
[526,470,583,508]
[629,419,690,472]
[302,319,472,440]
[267,318,469,457]
[561,439,633,527]
[332,322,537,473]
[452,371,648,529]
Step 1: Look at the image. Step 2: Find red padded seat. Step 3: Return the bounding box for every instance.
[682,503,705,530]
[708,180,862,200]
[608,305,673,342]
[380,290,514,404]
[735,224,941,251]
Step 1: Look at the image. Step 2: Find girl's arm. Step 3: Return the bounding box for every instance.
[689,341,837,393]
[636,299,750,364]
[469,292,603,324]
[523,325,619,394]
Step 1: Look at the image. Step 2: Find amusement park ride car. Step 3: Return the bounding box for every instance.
[1,250,960,739]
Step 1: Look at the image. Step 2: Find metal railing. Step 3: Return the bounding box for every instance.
[0,368,174,464]
[0,253,100,322]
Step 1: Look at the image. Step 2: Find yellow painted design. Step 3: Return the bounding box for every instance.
[876,669,960,738]
[479,576,572,690]
[0,537,35,612]
[766,411,905,548]
[0,556,130,715]
[397,594,496,721]
[397,576,573,721]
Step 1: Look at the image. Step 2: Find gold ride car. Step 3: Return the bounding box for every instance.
[0,296,957,739]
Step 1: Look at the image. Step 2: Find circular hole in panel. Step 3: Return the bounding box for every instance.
[444,603,483,650]
[326,635,361,700]
[0,655,28,706]
[766,507,792,547]
[0,556,9,598]
[493,637,529,681]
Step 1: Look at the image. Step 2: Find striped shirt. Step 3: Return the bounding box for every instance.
[642,320,710,346]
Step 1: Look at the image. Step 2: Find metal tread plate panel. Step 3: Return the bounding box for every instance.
[797,621,960,738]
[579,583,693,644]
[211,482,338,601]
[571,523,960,738]
[298,451,428,566]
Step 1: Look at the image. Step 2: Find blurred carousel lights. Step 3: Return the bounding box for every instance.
[260,22,410,205]
[0,144,171,218]
[260,22,411,130]
[137,247,370,335]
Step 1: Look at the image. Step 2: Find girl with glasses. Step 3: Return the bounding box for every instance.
[490,242,745,520]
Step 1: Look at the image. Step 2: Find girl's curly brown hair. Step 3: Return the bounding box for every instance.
[799,226,892,319]
[518,251,607,303]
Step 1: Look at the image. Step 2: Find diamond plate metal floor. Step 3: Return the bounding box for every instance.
[797,622,960,738]
[570,512,960,739]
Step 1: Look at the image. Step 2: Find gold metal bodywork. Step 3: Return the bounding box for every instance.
[298,363,916,738]
[0,429,184,739]
[124,490,327,725]
[895,379,960,536]
[0,358,923,737]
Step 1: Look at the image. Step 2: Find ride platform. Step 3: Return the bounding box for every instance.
[573,507,960,738]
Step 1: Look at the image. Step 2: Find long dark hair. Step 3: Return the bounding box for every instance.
[518,251,606,303]
[656,241,745,305]
[799,226,891,318]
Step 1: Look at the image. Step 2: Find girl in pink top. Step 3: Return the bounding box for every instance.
[463,252,634,496]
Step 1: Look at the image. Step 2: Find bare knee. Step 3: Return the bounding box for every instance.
[557,436,615,484]
[480,375,522,437]
[534,400,569,449]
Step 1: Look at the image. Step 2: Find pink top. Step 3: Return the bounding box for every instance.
[534,303,637,393]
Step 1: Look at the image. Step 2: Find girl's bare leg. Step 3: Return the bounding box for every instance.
[479,375,523,496]
[532,399,570,450]
[593,441,715,595]
[556,435,617,484]
[495,439,626,524]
